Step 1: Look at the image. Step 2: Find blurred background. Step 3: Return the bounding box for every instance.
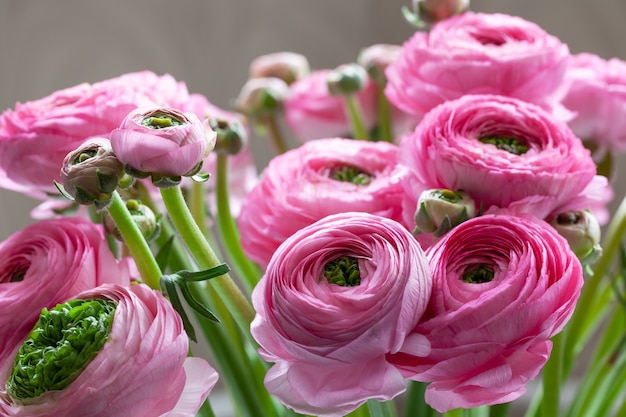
[1,0,626,239]
[0,1,624,415]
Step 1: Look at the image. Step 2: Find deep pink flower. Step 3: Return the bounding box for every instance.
[110,106,216,177]
[385,12,571,118]
[399,94,598,232]
[389,213,583,412]
[561,53,626,154]
[0,284,218,417]
[284,69,378,141]
[238,138,408,268]
[0,218,136,364]
[251,212,432,417]
[0,71,191,198]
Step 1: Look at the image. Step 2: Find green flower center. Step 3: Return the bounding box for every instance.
[329,165,373,185]
[324,256,361,286]
[6,298,117,402]
[142,113,183,129]
[462,264,494,284]
[72,150,98,165]
[479,135,529,155]
[432,189,463,203]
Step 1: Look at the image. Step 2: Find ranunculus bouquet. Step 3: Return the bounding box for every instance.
[1,1,625,416]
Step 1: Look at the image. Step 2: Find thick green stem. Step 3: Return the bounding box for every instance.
[376,85,393,143]
[189,180,210,236]
[344,94,369,140]
[106,191,162,289]
[367,399,398,417]
[541,333,562,417]
[216,153,262,293]
[443,409,464,417]
[564,194,626,371]
[159,186,255,334]
[488,403,510,417]
[403,381,436,417]
[263,114,289,155]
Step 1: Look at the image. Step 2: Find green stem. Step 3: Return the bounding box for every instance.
[263,114,289,154]
[403,381,436,417]
[376,85,393,143]
[488,403,510,417]
[197,398,217,417]
[346,404,371,417]
[541,333,562,417]
[216,153,262,293]
[564,194,626,371]
[443,409,464,417]
[367,399,397,417]
[159,186,255,334]
[106,191,162,289]
[189,179,210,236]
[344,94,369,140]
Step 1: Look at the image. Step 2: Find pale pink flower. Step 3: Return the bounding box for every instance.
[385,12,571,118]
[561,53,626,154]
[0,71,191,198]
[284,69,378,141]
[251,212,432,417]
[238,138,408,268]
[389,213,583,412]
[399,94,598,232]
[110,106,216,177]
[0,284,218,417]
[0,218,136,364]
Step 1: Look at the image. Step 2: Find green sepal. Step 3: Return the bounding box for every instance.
[191,173,211,183]
[53,181,75,202]
[401,6,426,29]
[151,174,182,188]
[96,170,120,194]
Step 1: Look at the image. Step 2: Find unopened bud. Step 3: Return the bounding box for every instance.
[235,77,290,118]
[403,0,470,28]
[357,44,401,86]
[414,189,476,236]
[549,210,602,263]
[209,117,248,155]
[249,52,310,85]
[326,63,368,96]
[104,199,159,242]
[60,138,124,208]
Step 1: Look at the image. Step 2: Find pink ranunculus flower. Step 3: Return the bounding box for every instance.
[284,69,378,141]
[110,106,216,178]
[0,71,191,198]
[399,94,598,233]
[0,218,136,364]
[0,284,218,417]
[251,212,432,417]
[389,213,583,412]
[385,12,571,118]
[238,138,408,268]
[561,53,626,154]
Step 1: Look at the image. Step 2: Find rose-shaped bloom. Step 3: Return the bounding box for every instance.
[388,213,583,412]
[238,138,407,268]
[0,71,191,198]
[251,212,432,417]
[284,69,379,141]
[0,284,218,416]
[399,94,598,232]
[561,53,626,154]
[385,12,571,118]
[0,218,136,364]
[110,106,216,178]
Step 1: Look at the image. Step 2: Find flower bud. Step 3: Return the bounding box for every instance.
[249,52,310,85]
[209,117,248,155]
[104,199,159,242]
[404,0,470,28]
[326,63,368,96]
[414,188,476,236]
[60,137,124,208]
[235,77,290,118]
[110,107,214,182]
[549,210,602,263]
[357,44,401,86]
